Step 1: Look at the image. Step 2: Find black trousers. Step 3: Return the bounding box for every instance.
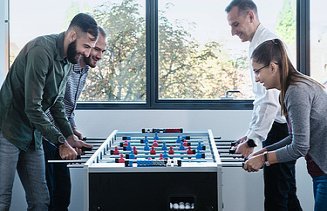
[262,121,302,211]
[43,139,71,211]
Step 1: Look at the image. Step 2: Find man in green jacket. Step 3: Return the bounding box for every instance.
[0,13,96,211]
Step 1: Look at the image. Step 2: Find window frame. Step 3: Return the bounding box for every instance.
[5,0,308,110]
[80,0,305,110]
[77,0,256,110]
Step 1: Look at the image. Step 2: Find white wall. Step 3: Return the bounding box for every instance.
[74,110,250,139]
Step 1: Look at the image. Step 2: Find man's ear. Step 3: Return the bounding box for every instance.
[248,10,255,22]
[68,30,77,43]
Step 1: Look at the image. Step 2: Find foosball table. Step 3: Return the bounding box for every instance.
[64,129,223,211]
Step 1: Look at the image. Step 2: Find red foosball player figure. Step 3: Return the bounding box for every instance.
[133,146,138,155]
[118,154,125,163]
[187,146,194,155]
[113,146,119,155]
[123,140,129,147]
[150,146,156,155]
[183,140,189,147]
[168,146,174,155]
[152,140,159,147]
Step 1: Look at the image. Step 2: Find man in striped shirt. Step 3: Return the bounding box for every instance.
[43,27,107,211]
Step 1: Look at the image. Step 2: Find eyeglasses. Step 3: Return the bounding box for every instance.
[253,64,269,75]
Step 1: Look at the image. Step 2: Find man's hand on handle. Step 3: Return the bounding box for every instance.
[59,135,93,160]
[235,141,254,158]
[58,142,78,160]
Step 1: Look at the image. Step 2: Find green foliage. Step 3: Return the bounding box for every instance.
[276,0,296,45]
[80,0,248,101]
[81,0,146,101]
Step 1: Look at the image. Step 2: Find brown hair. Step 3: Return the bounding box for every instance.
[251,39,323,115]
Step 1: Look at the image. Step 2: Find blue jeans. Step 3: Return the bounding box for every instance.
[313,175,327,211]
[0,131,49,211]
[43,139,71,211]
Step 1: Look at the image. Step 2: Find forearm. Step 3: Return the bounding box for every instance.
[50,97,74,138]
[266,136,292,151]
[25,103,64,144]
[264,151,278,165]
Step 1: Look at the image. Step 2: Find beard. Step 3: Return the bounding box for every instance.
[83,56,96,68]
[66,40,79,64]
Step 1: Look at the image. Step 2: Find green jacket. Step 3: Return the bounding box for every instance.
[0,32,74,151]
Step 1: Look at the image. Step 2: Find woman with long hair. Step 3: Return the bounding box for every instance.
[244,39,327,211]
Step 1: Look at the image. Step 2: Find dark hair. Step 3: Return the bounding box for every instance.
[69,13,98,39]
[251,39,323,115]
[98,26,107,38]
[225,0,257,15]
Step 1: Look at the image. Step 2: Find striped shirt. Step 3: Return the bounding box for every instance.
[47,64,89,129]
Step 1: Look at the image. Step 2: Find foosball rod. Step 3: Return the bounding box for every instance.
[82,137,106,141]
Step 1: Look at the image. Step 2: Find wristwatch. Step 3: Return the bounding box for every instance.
[246,139,257,148]
[263,151,270,166]
[57,136,66,146]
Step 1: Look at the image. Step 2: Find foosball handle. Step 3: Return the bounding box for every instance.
[229,147,236,154]
[242,157,248,169]
[82,137,106,141]
[81,146,93,151]
[229,140,241,154]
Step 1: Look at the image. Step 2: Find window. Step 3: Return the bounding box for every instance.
[310,1,327,86]
[157,0,296,101]
[9,0,296,109]
[10,0,147,103]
